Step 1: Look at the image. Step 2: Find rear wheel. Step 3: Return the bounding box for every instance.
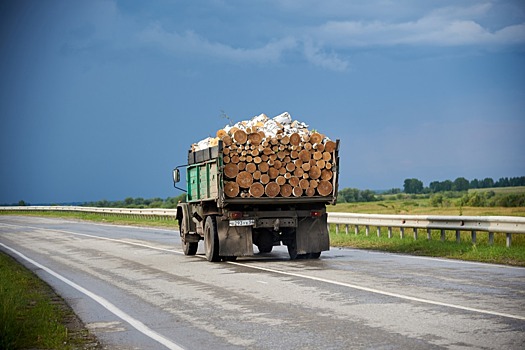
[223,256,238,262]
[254,229,274,254]
[179,217,198,256]
[309,252,321,259]
[204,216,220,262]
[182,240,198,255]
[287,240,298,260]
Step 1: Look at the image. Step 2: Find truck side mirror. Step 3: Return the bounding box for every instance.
[172,168,180,185]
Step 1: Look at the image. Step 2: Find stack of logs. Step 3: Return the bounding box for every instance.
[220,128,336,198]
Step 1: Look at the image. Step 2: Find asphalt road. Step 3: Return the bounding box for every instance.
[1,215,524,350]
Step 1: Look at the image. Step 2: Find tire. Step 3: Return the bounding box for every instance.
[223,256,238,262]
[182,240,198,256]
[287,240,298,260]
[258,245,273,254]
[254,229,274,254]
[179,215,198,256]
[204,216,220,262]
[309,252,321,259]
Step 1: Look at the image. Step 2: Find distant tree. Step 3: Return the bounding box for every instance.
[337,188,378,202]
[441,180,453,191]
[163,195,185,208]
[495,177,509,187]
[94,199,110,207]
[429,181,441,193]
[338,188,359,202]
[174,193,186,204]
[469,178,480,189]
[360,190,377,202]
[403,178,423,194]
[453,177,469,192]
[149,200,164,208]
[512,176,525,186]
[481,177,494,188]
[18,200,27,206]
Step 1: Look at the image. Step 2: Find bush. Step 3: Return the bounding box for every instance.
[459,192,525,207]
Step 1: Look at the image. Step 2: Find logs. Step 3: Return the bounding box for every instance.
[196,112,337,199]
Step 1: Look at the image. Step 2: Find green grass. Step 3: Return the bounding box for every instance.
[469,186,525,194]
[0,252,99,349]
[327,192,525,266]
[329,199,525,217]
[329,225,525,266]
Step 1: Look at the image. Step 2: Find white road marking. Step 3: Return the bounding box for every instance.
[227,261,525,321]
[2,221,524,322]
[0,242,185,350]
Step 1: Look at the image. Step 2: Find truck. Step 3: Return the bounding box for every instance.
[173,125,339,262]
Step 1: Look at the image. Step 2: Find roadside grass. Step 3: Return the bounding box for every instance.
[0,251,100,349]
[327,199,525,267]
[329,226,525,266]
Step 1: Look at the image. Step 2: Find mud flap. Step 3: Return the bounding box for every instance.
[296,215,330,254]
[217,219,254,256]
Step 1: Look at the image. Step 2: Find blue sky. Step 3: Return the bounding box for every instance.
[1,0,524,204]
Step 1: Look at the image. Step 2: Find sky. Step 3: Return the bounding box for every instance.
[1,0,524,204]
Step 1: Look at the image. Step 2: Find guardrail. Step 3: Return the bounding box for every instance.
[2,206,524,247]
[0,206,177,220]
[327,213,525,247]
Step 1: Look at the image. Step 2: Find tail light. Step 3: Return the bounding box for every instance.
[311,210,323,218]
[229,211,243,219]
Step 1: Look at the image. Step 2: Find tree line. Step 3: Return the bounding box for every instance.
[82,194,186,209]
[403,176,525,194]
[7,176,523,208]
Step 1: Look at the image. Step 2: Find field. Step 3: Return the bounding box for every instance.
[331,186,525,217]
[469,186,525,194]
[329,199,525,216]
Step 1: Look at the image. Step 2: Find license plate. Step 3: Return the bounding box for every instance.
[229,219,255,227]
